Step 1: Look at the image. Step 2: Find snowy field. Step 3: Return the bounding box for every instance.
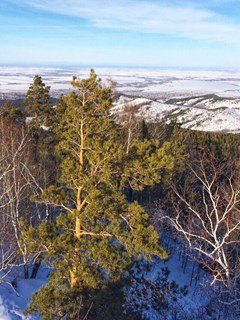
[1,66,240,99]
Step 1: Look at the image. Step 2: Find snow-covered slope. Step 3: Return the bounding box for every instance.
[114,94,240,133]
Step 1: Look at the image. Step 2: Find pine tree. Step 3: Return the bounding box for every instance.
[24,70,172,319]
[24,75,53,129]
[1,100,25,123]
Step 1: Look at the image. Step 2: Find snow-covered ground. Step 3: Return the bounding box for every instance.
[0,249,211,320]
[0,268,48,320]
[0,228,224,320]
[1,66,240,99]
[0,280,45,320]
[114,95,240,133]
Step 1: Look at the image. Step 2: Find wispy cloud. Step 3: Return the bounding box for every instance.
[3,0,240,42]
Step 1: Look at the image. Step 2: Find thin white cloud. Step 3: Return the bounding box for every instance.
[4,0,240,42]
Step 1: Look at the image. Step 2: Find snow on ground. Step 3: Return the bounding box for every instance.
[0,252,212,320]
[0,297,11,320]
[0,268,48,320]
[0,230,215,320]
[142,79,240,97]
[194,108,240,132]
[2,66,240,99]
[125,234,215,320]
[114,95,240,133]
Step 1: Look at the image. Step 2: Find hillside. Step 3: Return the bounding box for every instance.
[113,94,240,133]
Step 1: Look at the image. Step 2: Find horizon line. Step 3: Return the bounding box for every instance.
[0,63,240,72]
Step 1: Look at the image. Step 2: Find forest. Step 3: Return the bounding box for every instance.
[0,70,240,320]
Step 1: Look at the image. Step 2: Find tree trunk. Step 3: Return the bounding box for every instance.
[70,118,84,288]
[31,255,42,279]
[24,264,29,279]
[70,215,81,288]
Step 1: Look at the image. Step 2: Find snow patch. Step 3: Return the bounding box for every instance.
[0,298,11,320]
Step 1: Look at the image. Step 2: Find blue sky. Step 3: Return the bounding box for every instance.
[0,0,240,68]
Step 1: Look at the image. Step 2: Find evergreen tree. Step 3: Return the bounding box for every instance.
[24,75,53,129]
[24,70,173,319]
[1,100,25,123]
[24,75,57,199]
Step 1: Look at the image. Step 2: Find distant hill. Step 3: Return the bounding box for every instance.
[113,94,240,133]
[1,89,240,133]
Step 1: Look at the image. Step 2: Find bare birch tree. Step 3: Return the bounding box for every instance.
[0,114,43,279]
[164,157,240,291]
